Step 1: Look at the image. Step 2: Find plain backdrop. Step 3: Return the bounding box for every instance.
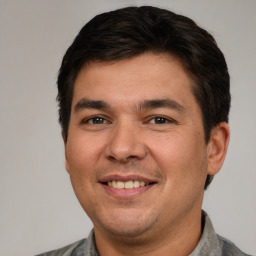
[0,1,255,255]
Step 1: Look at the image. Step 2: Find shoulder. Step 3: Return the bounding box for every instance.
[35,239,86,256]
[35,229,97,256]
[217,235,252,256]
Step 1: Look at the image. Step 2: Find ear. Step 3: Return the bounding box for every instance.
[207,122,230,176]
[62,132,70,174]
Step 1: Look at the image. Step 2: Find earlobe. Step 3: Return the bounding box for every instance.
[207,122,230,176]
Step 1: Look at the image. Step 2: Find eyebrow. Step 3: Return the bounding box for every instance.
[138,99,185,112]
[74,98,185,112]
[74,98,110,112]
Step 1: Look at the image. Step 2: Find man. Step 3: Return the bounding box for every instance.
[37,6,250,256]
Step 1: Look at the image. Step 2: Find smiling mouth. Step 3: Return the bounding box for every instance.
[103,180,156,189]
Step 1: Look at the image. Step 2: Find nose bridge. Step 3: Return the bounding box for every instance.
[105,118,146,162]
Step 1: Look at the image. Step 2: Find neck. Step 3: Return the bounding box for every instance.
[94,208,203,256]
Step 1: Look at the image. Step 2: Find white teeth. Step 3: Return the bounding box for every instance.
[140,181,145,187]
[133,180,140,188]
[112,180,117,187]
[125,180,133,189]
[116,181,125,189]
[107,180,151,189]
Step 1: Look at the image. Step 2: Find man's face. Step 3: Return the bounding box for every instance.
[65,53,212,240]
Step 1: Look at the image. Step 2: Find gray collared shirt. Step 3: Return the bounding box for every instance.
[36,212,252,256]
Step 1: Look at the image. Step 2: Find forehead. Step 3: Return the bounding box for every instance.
[72,53,197,109]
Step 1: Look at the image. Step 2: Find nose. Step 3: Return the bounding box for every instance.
[104,122,147,163]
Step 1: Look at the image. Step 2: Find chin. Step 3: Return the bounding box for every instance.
[96,211,160,239]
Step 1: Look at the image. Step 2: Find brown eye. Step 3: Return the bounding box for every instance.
[149,116,172,124]
[91,117,105,124]
[154,117,168,124]
[84,116,108,124]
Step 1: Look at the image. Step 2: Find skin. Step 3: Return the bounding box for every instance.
[64,53,230,256]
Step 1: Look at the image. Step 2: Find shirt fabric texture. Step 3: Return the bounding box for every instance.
[36,211,251,256]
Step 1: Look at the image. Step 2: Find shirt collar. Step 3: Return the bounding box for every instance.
[84,230,98,256]
[190,211,222,256]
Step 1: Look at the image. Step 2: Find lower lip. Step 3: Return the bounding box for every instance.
[101,183,155,199]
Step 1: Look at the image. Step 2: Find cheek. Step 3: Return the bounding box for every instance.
[67,133,105,170]
[65,136,106,201]
[147,133,188,166]
[147,132,207,185]
[65,135,103,205]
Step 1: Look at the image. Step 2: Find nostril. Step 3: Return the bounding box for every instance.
[128,155,137,159]
[108,155,116,161]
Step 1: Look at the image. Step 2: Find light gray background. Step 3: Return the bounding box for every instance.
[0,1,255,255]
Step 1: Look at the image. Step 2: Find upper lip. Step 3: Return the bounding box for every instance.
[99,174,157,183]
